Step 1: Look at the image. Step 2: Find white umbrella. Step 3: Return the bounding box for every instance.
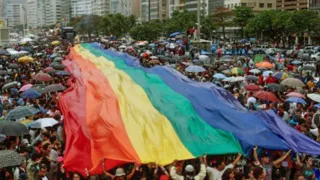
[30,118,58,129]
[222,76,235,82]
[185,65,206,73]
[249,69,261,74]
[307,93,320,103]
[119,45,126,49]
[230,76,245,83]
[20,37,33,43]
[199,55,209,61]
[150,56,159,60]
[263,70,273,77]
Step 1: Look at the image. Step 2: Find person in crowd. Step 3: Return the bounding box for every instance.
[206,153,241,180]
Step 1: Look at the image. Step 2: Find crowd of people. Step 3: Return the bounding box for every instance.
[0,32,319,180]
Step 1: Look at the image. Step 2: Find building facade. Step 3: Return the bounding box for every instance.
[132,0,141,18]
[224,0,276,11]
[71,0,94,17]
[2,0,26,28]
[92,0,110,16]
[110,0,132,16]
[276,0,308,10]
[309,0,320,12]
[208,0,224,14]
[141,0,169,21]
[44,0,70,26]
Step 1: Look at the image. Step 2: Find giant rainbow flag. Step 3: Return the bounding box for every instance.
[59,43,320,176]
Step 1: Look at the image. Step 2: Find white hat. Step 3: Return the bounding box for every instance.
[185,165,194,172]
[115,168,126,177]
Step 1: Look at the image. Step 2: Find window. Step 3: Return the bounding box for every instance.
[267,3,272,8]
[231,4,233,8]
[259,3,264,8]
[241,3,247,6]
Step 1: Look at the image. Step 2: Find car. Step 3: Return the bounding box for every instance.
[311,52,320,61]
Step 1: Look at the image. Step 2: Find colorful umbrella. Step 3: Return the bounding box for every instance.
[291,60,302,65]
[21,119,36,128]
[51,40,60,45]
[55,71,70,76]
[231,67,244,75]
[286,92,306,99]
[256,62,273,69]
[18,56,34,63]
[273,72,291,80]
[245,84,260,92]
[213,73,226,79]
[253,91,280,102]
[43,67,54,73]
[285,97,306,104]
[263,71,273,77]
[33,72,53,82]
[22,89,42,99]
[19,84,33,92]
[281,78,305,88]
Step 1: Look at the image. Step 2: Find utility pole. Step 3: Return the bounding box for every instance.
[148,0,151,22]
[197,0,201,41]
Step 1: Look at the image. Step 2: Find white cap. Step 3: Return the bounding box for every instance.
[185,165,194,172]
[115,168,126,177]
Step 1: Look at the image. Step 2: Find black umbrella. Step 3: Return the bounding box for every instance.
[265,83,282,92]
[302,66,316,71]
[0,49,10,56]
[0,134,6,142]
[0,150,25,168]
[2,81,18,90]
[8,63,19,69]
[0,121,29,136]
[50,62,65,70]
[5,106,40,121]
[43,84,66,93]
[0,70,9,75]
[245,75,258,81]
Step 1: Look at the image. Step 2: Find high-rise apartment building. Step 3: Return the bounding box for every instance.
[132,0,142,18]
[309,0,320,13]
[92,0,110,16]
[224,0,276,11]
[2,0,26,28]
[71,0,94,17]
[110,0,132,16]
[276,0,308,10]
[44,0,70,26]
[141,0,169,21]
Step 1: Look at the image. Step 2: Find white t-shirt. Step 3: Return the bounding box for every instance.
[207,164,234,180]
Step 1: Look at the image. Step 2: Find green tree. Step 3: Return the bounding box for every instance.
[130,20,164,41]
[212,7,233,40]
[201,15,216,39]
[164,10,197,35]
[233,6,254,38]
